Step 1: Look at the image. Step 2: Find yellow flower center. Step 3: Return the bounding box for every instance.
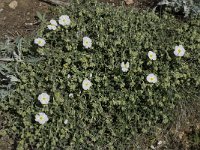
[150,54,153,58]
[63,64,68,68]
[85,82,89,86]
[39,116,44,120]
[178,49,181,54]
[150,77,154,81]
[38,40,42,44]
[42,97,46,101]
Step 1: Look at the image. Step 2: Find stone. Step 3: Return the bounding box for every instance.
[124,0,134,5]
[9,1,18,9]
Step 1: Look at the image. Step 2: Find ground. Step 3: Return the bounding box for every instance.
[0,0,158,41]
[0,0,49,41]
[0,0,200,149]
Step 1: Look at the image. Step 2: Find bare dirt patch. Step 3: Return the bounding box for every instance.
[0,0,50,41]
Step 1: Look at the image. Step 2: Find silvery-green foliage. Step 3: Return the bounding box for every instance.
[157,0,200,17]
[0,38,14,58]
[0,38,21,99]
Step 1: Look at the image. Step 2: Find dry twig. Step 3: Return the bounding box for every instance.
[40,0,70,6]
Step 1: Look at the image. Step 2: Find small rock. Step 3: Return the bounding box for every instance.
[26,17,30,21]
[124,0,134,5]
[0,9,3,13]
[25,23,33,26]
[9,1,18,9]
[178,132,185,139]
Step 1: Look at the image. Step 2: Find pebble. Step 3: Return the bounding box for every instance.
[9,1,18,9]
[124,0,134,5]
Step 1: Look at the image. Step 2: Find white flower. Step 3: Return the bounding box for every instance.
[83,37,92,49]
[147,73,158,83]
[34,38,46,47]
[148,51,157,60]
[121,62,129,72]
[174,45,185,57]
[58,15,71,26]
[47,19,58,30]
[157,141,163,145]
[150,145,156,150]
[35,112,49,125]
[82,78,92,90]
[67,74,71,79]
[38,93,50,105]
[50,19,58,26]
[69,93,74,98]
[47,25,57,30]
[64,119,68,125]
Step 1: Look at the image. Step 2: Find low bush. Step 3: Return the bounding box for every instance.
[156,0,200,17]
[1,0,200,149]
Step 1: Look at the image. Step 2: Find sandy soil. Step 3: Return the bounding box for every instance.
[0,0,49,41]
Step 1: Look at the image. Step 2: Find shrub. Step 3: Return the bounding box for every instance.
[156,0,200,17]
[1,0,200,149]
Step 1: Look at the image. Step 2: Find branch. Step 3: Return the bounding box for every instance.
[40,0,70,6]
[0,58,22,62]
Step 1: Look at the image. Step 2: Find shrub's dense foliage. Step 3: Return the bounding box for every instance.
[1,1,200,149]
[157,0,200,17]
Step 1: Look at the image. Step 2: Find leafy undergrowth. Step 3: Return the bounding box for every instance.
[188,126,200,149]
[156,0,200,17]
[0,0,200,149]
